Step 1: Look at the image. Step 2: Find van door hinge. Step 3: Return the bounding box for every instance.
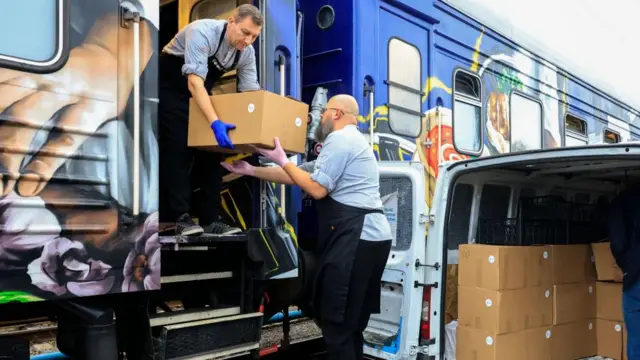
[419,213,432,224]
[415,259,440,270]
[414,281,438,289]
[419,214,435,225]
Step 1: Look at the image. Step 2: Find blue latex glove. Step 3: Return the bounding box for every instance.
[210,120,236,149]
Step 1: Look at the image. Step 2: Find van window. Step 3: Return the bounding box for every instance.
[0,0,67,72]
[453,70,483,154]
[387,38,422,138]
[565,114,588,146]
[447,183,474,250]
[604,129,621,144]
[510,92,542,151]
[380,176,413,251]
[477,184,512,245]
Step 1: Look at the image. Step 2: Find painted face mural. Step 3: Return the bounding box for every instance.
[0,0,160,302]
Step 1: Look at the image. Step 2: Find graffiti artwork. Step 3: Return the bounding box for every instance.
[0,0,160,302]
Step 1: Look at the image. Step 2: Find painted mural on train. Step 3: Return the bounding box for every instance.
[0,0,159,303]
[357,25,639,210]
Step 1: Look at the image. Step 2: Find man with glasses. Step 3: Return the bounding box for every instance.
[159,4,263,236]
[222,94,393,360]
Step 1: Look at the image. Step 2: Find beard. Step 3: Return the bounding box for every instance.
[314,120,333,143]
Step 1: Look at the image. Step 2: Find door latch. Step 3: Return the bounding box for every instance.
[415,259,441,270]
[414,281,438,289]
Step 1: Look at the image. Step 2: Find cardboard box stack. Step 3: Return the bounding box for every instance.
[592,241,627,360]
[548,245,597,360]
[457,244,554,360]
[456,242,628,360]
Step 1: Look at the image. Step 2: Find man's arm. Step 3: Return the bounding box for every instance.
[236,47,261,92]
[182,26,219,124]
[282,139,349,200]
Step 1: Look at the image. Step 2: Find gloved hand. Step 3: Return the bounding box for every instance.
[220,160,255,176]
[252,137,289,167]
[210,120,236,149]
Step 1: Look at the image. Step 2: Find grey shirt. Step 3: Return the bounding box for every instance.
[162,19,260,92]
[298,125,393,242]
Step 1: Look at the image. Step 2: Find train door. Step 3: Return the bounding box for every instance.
[365,2,438,359]
[184,0,303,280]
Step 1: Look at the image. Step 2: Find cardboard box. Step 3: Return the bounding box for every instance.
[596,281,624,322]
[188,90,309,154]
[591,241,623,282]
[596,319,624,359]
[553,283,596,325]
[550,320,597,360]
[458,286,553,334]
[550,245,596,284]
[445,264,458,324]
[457,325,552,360]
[458,244,552,290]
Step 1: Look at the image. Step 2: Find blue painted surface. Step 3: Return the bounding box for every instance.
[297,0,640,164]
[31,352,68,360]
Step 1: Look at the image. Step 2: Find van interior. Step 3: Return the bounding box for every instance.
[441,152,640,354]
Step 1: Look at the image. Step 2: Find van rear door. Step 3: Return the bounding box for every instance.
[364,161,435,359]
[427,143,640,358]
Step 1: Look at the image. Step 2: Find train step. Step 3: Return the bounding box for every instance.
[152,311,263,360]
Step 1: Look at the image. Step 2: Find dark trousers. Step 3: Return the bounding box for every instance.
[624,280,640,360]
[320,239,392,360]
[158,91,223,225]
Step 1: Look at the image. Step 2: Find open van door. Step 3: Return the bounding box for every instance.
[425,143,640,360]
[364,161,440,359]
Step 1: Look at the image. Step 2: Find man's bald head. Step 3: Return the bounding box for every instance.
[328,94,359,118]
[315,93,360,142]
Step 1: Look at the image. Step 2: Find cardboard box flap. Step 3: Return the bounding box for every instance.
[591,241,623,282]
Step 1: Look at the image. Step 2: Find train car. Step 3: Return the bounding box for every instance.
[0,0,637,359]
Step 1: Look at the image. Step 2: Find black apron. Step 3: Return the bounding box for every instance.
[312,196,384,325]
[159,22,241,103]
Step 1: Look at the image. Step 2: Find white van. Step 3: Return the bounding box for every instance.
[366,143,639,359]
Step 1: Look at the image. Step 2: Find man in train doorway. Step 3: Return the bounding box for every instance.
[159,4,263,236]
[609,183,640,359]
[222,94,393,360]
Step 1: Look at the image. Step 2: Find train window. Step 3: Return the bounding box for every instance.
[0,0,68,73]
[453,70,483,154]
[604,129,621,144]
[387,38,422,138]
[565,114,588,147]
[510,92,542,151]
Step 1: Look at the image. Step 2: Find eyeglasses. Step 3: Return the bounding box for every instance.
[321,107,354,115]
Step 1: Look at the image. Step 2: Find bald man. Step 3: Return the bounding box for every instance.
[222,94,392,360]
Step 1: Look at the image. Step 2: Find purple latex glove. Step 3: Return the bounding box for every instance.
[253,137,289,167]
[210,120,236,149]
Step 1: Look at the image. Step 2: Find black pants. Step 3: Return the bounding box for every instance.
[158,91,223,225]
[320,239,392,360]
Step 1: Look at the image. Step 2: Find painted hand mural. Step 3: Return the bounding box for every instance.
[0,1,160,302]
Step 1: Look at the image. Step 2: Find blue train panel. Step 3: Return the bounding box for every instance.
[298,0,640,195]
